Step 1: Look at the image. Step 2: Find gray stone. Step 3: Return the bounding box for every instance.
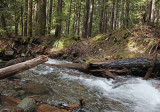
[17,98,36,112]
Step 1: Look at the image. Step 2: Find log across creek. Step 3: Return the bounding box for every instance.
[88,56,160,79]
[0,55,159,80]
[0,55,48,80]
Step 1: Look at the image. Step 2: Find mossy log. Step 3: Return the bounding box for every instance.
[88,56,160,77]
[0,55,48,80]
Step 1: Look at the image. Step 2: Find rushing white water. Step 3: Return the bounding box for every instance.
[29,59,160,112]
[60,73,160,112]
[46,58,72,65]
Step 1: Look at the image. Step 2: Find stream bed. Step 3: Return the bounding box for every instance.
[2,58,160,112]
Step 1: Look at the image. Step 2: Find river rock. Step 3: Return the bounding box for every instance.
[17,98,36,112]
[21,81,50,95]
[2,90,19,97]
[0,105,23,112]
[36,104,67,112]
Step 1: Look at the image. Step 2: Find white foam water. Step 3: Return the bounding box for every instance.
[31,58,160,112]
[45,58,72,65]
[60,73,160,112]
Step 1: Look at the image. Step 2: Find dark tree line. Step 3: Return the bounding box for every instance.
[0,0,160,38]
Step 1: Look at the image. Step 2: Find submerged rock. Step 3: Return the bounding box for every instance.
[21,81,50,95]
[0,105,23,112]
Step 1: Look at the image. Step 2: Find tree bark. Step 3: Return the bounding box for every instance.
[0,55,48,80]
[88,56,160,78]
[82,0,90,38]
[48,0,53,34]
[21,0,24,36]
[77,0,82,35]
[27,0,33,37]
[55,0,63,38]
[150,0,155,22]
[87,0,94,37]
[24,0,28,36]
[99,0,104,33]
[111,0,116,30]
[122,0,126,29]
[0,0,7,33]
[66,0,72,35]
[37,0,46,36]
[15,0,19,36]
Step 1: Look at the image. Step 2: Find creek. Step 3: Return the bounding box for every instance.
[18,58,160,112]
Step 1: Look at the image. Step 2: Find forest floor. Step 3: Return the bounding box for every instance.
[0,23,160,64]
[50,23,160,63]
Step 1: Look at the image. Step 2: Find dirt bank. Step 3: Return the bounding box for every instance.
[50,24,160,63]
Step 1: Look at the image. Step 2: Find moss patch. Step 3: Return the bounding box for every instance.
[86,58,101,64]
[53,36,78,50]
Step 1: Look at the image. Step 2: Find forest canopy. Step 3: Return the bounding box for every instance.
[0,0,160,38]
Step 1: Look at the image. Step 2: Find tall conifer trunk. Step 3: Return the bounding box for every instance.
[37,0,46,36]
[27,0,33,37]
[55,0,63,38]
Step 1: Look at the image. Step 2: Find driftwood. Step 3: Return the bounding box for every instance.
[1,95,21,106]
[0,55,48,80]
[88,56,160,78]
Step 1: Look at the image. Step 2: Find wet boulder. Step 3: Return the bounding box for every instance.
[17,98,37,112]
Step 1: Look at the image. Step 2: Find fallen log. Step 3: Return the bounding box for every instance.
[88,56,160,77]
[44,63,87,72]
[36,104,68,112]
[1,95,21,106]
[0,55,48,80]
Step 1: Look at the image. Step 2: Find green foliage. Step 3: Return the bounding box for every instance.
[0,28,6,35]
[86,58,100,64]
[53,40,63,48]
[53,36,79,49]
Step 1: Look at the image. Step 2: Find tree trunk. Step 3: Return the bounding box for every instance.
[0,55,48,80]
[24,0,28,36]
[55,0,63,38]
[72,3,76,34]
[15,0,19,36]
[48,0,53,34]
[143,0,151,22]
[150,0,155,22]
[66,0,72,35]
[82,0,90,38]
[114,0,118,29]
[88,56,160,78]
[1,14,7,32]
[103,0,108,33]
[0,0,7,33]
[126,1,130,28]
[27,0,33,37]
[122,0,126,29]
[37,0,46,36]
[99,0,104,33]
[87,0,94,37]
[21,0,24,36]
[77,0,82,35]
[111,0,116,30]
